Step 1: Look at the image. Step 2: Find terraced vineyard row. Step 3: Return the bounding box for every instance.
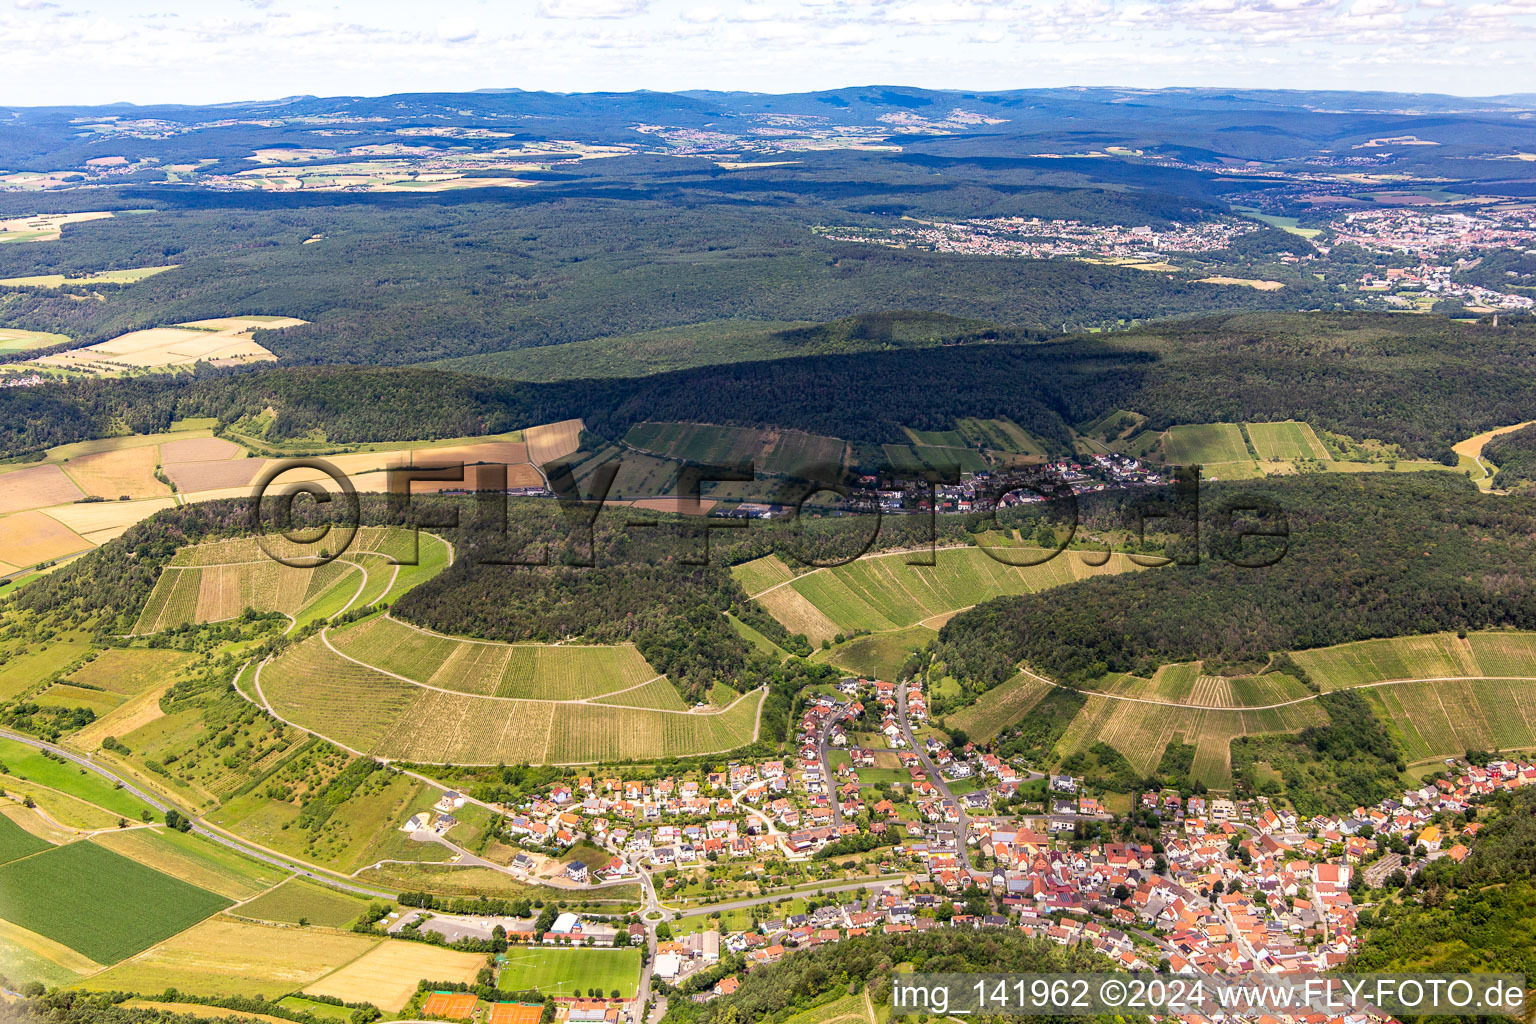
[327,615,660,700]
[257,634,759,765]
[739,546,1142,641]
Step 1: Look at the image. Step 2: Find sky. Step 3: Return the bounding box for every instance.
[2,0,1535,106]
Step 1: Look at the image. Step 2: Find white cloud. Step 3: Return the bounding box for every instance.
[538,0,651,17]
[437,17,478,41]
[680,4,721,20]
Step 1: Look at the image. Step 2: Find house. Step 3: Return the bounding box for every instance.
[566,860,589,883]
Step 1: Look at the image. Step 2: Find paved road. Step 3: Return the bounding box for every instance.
[0,727,394,899]
[817,705,855,826]
[896,682,972,872]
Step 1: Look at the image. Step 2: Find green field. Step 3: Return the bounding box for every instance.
[91,826,288,901]
[814,625,936,682]
[1160,423,1251,464]
[880,443,989,475]
[496,946,641,999]
[0,327,70,352]
[0,840,231,964]
[0,737,153,819]
[231,877,370,929]
[1365,677,1536,762]
[0,814,50,866]
[1288,632,1480,690]
[948,671,1054,743]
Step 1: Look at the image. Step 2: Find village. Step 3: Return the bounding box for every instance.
[397,670,1536,1024]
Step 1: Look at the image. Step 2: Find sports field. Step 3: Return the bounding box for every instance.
[496,946,642,999]
[257,633,763,764]
[1160,423,1251,464]
[0,840,231,964]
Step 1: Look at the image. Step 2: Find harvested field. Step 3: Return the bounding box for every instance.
[524,418,584,467]
[0,510,90,568]
[0,327,70,352]
[35,316,303,375]
[60,445,170,498]
[80,917,378,999]
[304,939,484,1012]
[160,436,245,463]
[41,496,176,537]
[0,211,112,242]
[0,464,82,514]
[163,459,260,492]
[753,585,842,646]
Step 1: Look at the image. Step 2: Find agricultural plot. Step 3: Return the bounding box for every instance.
[1160,423,1251,464]
[258,636,762,764]
[1288,632,1479,690]
[231,877,370,929]
[91,826,286,901]
[955,417,1047,456]
[815,625,935,683]
[0,918,95,989]
[305,939,485,1012]
[0,737,152,820]
[496,946,641,1000]
[589,676,689,710]
[524,417,584,468]
[948,671,1053,743]
[728,614,790,659]
[0,509,90,569]
[781,546,1138,636]
[0,814,50,866]
[731,553,800,596]
[1056,695,1327,788]
[0,464,83,514]
[880,443,989,475]
[327,615,658,699]
[1245,421,1330,461]
[0,840,231,964]
[753,584,844,645]
[1467,631,1536,677]
[0,265,174,288]
[41,496,177,544]
[0,638,91,699]
[76,627,156,689]
[1365,677,1536,762]
[0,327,70,352]
[81,917,379,999]
[35,316,304,376]
[59,444,170,499]
[0,211,112,243]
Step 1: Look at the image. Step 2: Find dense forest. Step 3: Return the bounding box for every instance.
[5,311,1536,461]
[1483,422,1536,490]
[660,926,1138,1024]
[933,473,1536,688]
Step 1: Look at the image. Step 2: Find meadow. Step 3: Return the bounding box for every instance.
[0,840,231,964]
[231,877,370,929]
[495,946,642,1000]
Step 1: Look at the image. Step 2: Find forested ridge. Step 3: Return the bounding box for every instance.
[5,311,1536,460]
[934,473,1536,688]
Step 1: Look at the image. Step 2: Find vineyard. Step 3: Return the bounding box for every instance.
[327,615,660,699]
[752,545,1141,637]
[256,633,761,764]
[132,528,450,633]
